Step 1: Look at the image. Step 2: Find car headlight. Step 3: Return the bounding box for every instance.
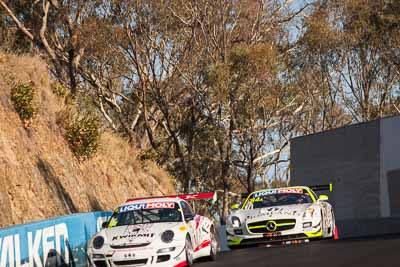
[161,230,174,243]
[93,236,105,249]
[231,216,241,227]
[303,208,315,220]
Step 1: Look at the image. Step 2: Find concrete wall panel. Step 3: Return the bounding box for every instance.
[291,120,380,221]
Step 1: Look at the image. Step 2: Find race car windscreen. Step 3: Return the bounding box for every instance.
[107,202,182,227]
[244,188,313,209]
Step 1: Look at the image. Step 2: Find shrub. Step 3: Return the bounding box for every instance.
[10,81,36,123]
[65,113,101,159]
[138,148,159,161]
[51,82,68,97]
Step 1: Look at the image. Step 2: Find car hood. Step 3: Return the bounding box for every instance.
[233,203,314,221]
[102,222,182,246]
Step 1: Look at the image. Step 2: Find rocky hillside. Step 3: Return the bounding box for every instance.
[0,53,175,228]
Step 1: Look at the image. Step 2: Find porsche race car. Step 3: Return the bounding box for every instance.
[87,192,218,267]
[226,184,335,248]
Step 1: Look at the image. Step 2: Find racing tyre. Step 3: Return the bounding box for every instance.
[322,210,334,239]
[208,227,218,261]
[185,236,194,266]
[321,212,329,238]
[329,211,335,239]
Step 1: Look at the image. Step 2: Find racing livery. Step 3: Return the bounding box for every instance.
[226,184,335,248]
[87,193,218,267]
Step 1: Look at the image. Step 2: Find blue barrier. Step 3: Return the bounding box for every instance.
[0,211,112,267]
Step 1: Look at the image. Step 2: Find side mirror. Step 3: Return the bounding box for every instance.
[318,195,329,201]
[101,221,108,229]
[185,214,195,222]
[231,204,240,210]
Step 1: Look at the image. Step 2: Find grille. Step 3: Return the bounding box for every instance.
[241,233,308,245]
[113,259,148,266]
[247,219,296,234]
[157,255,171,263]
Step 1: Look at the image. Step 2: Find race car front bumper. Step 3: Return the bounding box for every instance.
[88,245,187,267]
[227,222,323,247]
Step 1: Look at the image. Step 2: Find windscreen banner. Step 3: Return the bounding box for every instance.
[0,211,112,267]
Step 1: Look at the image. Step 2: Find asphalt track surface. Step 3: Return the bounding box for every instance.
[196,235,400,267]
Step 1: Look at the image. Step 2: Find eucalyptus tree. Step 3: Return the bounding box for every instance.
[290,0,400,135]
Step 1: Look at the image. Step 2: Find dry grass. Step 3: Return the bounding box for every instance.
[0,52,175,227]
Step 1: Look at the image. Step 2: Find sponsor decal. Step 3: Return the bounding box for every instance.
[253,188,303,198]
[263,232,281,237]
[119,202,175,213]
[173,260,187,267]
[112,226,155,241]
[259,207,301,217]
[112,232,155,241]
[194,240,211,252]
[194,215,201,230]
[0,223,69,267]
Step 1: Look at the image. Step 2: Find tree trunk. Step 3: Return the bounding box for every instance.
[221,177,230,225]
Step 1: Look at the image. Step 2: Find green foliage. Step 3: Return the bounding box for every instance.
[229,46,251,73]
[51,82,68,97]
[138,148,159,161]
[138,141,172,163]
[65,112,101,159]
[10,82,36,122]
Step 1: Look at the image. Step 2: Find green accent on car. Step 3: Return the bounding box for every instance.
[304,229,323,238]
[248,221,296,230]
[329,183,333,192]
[231,203,240,210]
[305,188,317,203]
[228,238,243,246]
[248,225,267,229]
[276,222,296,227]
[318,194,329,201]
[241,194,252,209]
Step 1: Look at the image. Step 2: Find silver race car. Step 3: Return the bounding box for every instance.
[87,192,218,267]
[226,184,335,248]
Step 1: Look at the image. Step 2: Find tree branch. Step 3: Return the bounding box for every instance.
[0,0,34,41]
[40,0,55,58]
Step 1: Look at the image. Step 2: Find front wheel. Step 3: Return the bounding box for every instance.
[329,211,336,238]
[208,227,218,261]
[185,236,194,266]
[321,212,328,238]
[322,210,335,239]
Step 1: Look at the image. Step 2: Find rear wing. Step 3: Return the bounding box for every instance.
[309,183,333,192]
[126,192,217,203]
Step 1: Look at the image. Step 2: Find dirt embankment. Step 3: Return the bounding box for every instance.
[0,53,175,228]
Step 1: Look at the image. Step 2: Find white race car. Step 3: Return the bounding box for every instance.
[226,184,336,248]
[87,193,218,267]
